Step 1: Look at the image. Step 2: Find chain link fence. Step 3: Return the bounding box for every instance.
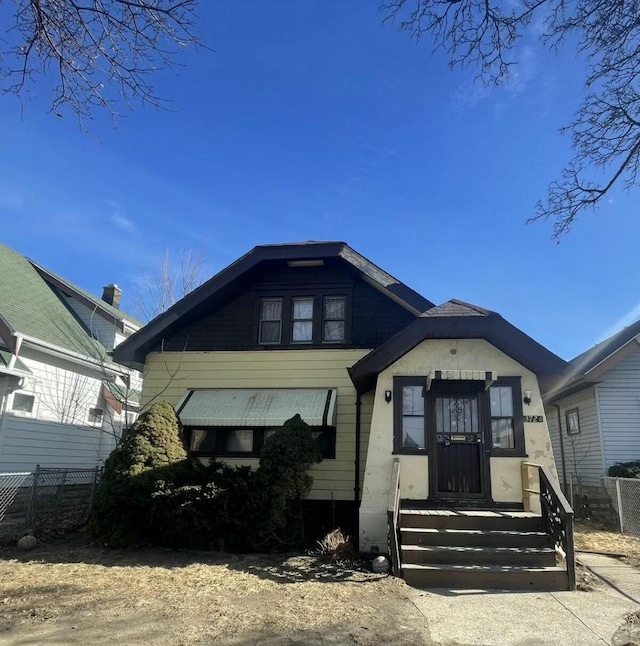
[0,466,101,543]
[568,474,640,537]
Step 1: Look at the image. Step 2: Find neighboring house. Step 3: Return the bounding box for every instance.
[114,241,572,589]
[544,320,640,488]
[0,243,142,472]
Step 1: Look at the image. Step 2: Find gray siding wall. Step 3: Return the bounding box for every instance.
[545,387,604,486]
[597,346,640,470]
[0,415,116,472]
[62,297,117,350]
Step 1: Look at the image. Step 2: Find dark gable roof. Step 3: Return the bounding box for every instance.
[113,241,434,366]
[546,318,640,402]
[348,299,569,394]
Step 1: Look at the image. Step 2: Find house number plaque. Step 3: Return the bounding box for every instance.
[524,415,544,423]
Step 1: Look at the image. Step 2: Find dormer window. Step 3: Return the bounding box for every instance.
[258,293,349,346]
[323,296,345,342]
[259,298,283,344]
[292,298,314,343]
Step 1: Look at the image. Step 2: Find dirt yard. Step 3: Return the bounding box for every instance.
[0,532,430,645]
[574,521,640,568]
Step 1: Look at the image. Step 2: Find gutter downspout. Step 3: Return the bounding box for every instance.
[354,391,362,506]
[552,403,567,491]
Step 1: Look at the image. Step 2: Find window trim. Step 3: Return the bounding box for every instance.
[393,376,427,455]
[322,295,347,344]
[488,377,526,457]
[291,296,315,344]
[566,408,580,436]
[254,290,351,347]
[185,425,337,459]
[10,391,37,417]
[258,297,283,345]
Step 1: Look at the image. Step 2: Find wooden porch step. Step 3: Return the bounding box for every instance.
[400,527,549,548]
[401,544,556,567]
[402,563,568,591]
[400,509,542,532]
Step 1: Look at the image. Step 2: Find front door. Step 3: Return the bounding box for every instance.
[428,381,490,501]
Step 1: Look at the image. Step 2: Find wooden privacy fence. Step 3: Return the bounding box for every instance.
[0,466,101,542]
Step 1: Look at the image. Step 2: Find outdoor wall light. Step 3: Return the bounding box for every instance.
[523,390,532,406]
[384,390,393,403]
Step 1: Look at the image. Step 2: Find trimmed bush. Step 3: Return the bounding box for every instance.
[608,461,640,479]
[91,409,323,551]
[91,400,187,546]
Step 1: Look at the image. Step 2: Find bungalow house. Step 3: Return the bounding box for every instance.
[0,243,142,472]
[544,319,640,488]
[114,241,574,590]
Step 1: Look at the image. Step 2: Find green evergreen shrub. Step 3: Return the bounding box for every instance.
[608,460,640,479]
[259,414,323,543]
[91,409,323,551]
[91,400,187,546]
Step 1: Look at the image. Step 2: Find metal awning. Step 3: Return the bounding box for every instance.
[177,388,338,427]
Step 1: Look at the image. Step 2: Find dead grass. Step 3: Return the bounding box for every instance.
[0,531,429,645]
[574,521,640,568]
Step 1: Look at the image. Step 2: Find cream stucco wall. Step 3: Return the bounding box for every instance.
[141,349,373,501]
[359,338,557,552]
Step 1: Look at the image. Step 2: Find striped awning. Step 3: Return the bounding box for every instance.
[427,370,495,389]
[177,388,338,427]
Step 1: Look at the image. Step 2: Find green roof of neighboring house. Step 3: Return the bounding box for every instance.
[31,262,143,328]
[0,243,108,361]
[0,346,31,373]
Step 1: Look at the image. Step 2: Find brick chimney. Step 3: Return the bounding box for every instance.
[102,283,122,309]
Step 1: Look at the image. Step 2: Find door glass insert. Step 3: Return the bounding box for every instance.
[435,394,479,442]
[402,385,425,450]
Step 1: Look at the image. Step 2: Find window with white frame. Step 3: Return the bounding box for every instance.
[11,392,36,416]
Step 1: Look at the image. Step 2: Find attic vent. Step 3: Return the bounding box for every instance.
[286,260,324,267]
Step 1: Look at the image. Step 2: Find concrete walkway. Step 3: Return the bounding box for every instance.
[578,552,640,604]
[410,586,637,645]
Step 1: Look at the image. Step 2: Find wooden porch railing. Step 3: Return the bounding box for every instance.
[521,461,576,590]
[387,458,402,576]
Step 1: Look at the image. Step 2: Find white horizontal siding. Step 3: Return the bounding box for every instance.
[597,387,640,471]
[62,296,118,351]
[597,346,640,389]
[596,347,640,471]
[0,415,116,472]
[545,387,603,486]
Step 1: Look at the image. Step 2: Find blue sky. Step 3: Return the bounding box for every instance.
[1,1,638,359]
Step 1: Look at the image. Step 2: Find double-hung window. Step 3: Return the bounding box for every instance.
[259,298,283,344]
[258,294,347,345]
[292,298,314,343]
[393,377,426,453]
[488,377,525,455]
[323,296,346,343]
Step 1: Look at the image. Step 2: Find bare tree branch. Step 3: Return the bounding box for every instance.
[1,0,200,126]
[131,248,209,322]
[382,0,640,238]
